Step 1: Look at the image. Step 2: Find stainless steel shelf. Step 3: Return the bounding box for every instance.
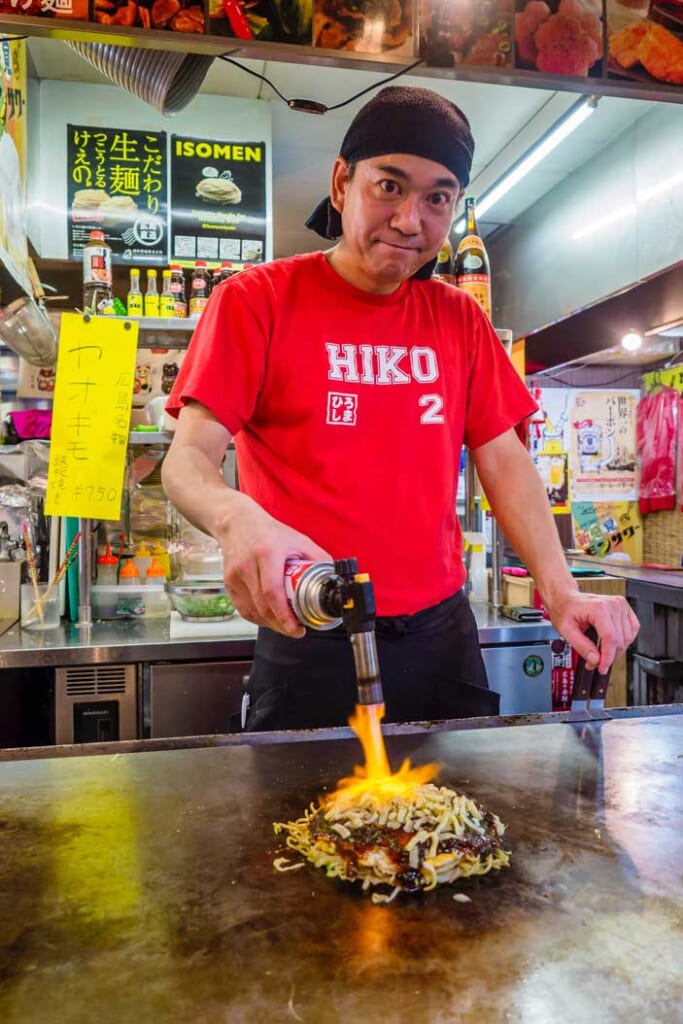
[129,430,173,445]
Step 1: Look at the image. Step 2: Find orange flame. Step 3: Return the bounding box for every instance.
[323,703,440,807]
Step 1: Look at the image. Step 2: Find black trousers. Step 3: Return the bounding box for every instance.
[244,590,498,731]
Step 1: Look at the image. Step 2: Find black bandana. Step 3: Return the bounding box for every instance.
[305,85,474,279]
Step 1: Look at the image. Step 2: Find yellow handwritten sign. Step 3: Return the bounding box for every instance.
[46,314,139,520]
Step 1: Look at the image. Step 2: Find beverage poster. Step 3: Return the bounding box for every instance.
[569,389,639,500]
[571,500,643,562]
[526,387,572,460]
[170,136,267,267]
[67,125,168,266]
[0,37,26,188]
[536,450,570,513]
[606,0,683,88]
[0,37,31,297]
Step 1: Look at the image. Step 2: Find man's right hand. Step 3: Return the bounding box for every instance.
[215,500,331,638]
[162,402,331,639]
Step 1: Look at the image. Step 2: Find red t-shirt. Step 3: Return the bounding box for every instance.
[167,252,537,615]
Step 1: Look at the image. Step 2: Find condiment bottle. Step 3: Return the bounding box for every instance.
[96,543,119,586]
[127,268,143,317]
[433,239,456,284]
[169,264,187,318]
[144,268,160,318]
[160,269,176,317]
[189,260,211,319]
[133,541,152,579]
[219,261,237,283]
[119,558,140,586]
[150,541,171,580]
[144,557,170,618]
[82,230,114,315]
[454,196,492,320]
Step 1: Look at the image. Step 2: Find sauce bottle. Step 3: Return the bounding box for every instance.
[169,264,187,318]
[433,239,456,285]
[82,230,114,315]
[119,558,140,586]
[127,268,143,317]
[96,543,119,586]
[133,541,152,579]
[150,541,171,580]
[454,197,492,320]
[144,268,160,318]
[219,261,237,282]
[160,269,176,318]
[144,557,170,618]
[189,260,211,319]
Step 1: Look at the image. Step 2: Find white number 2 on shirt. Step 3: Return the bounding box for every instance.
[418,394,445,425]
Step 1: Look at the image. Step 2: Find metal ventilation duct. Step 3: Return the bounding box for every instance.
[66,41,214,116]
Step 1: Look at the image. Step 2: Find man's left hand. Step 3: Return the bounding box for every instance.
[545,591,640,674]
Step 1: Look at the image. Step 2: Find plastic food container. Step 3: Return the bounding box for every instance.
[166,581,235,621]
[91,584,168,620]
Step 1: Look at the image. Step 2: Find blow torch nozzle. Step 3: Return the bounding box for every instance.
[334,559,384,707]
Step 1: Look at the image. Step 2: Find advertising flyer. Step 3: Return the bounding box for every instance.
[170,136,267,266]
[0,37,26,187]
[569,389,639,500]
[0,37,31,296]
[571,500,643,562]
[67,124,168,265]
[536,450,570,513]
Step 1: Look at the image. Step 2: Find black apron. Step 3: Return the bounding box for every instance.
[244,590,498,731]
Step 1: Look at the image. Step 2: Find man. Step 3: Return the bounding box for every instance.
[163,86,639,730]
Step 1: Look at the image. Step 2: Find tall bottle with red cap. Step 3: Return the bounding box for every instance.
[82,230,114,315]
[189,260,211,319]
[454,197,492,320]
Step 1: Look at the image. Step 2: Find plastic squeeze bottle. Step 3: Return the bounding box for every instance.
[144,557,170,618]
[133,541,152,579]
[150,541,171,580]
[119,558,140,586]
[96,543,119,585]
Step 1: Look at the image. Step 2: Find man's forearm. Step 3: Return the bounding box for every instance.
[473,434,578,609]
[161,441,259,541]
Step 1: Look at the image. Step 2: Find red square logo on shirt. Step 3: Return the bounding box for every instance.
[326,392,357,426]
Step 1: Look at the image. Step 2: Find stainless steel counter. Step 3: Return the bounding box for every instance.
[567,555,683,591]
[0,709,681,1024]
[0,607,557,670]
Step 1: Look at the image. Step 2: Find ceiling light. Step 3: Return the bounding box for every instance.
[455,96,598,232]
[621,331,643,352]
[645,318,683,338]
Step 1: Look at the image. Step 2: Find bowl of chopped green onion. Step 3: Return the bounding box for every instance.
[166,580,235,621]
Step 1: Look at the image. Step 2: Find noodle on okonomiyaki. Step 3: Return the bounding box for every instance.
[273,776,510,904]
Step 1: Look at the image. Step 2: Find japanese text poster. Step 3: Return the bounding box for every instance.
[569,390,639,500]
[571,500,643,563]
[67,125,168,265]
[170,136,267,266]
[0,0,88,18]
[536,450,570,513]
[0,37,31,296]
[45,314,139,520]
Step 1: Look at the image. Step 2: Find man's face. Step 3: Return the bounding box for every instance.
[329,153,462,293]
